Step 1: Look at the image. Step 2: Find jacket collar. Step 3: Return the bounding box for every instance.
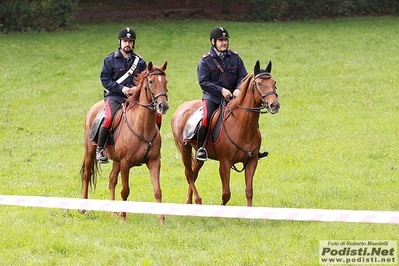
[211,47,230,57]
[115,48,134,59]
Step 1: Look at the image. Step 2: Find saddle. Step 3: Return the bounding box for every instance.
[88,107,124,145]
[182,106,224,144]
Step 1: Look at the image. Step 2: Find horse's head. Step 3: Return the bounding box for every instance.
[253,60,280,114]
[144,61,169,114]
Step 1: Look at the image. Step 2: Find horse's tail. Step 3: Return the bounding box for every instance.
[79,158,99,190]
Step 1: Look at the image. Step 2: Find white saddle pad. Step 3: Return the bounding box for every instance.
[182,107,203,140]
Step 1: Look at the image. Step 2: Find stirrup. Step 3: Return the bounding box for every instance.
[196,147,208,161]
[96,148,109,164]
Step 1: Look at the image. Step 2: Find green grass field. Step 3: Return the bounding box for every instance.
[0,16,399,265]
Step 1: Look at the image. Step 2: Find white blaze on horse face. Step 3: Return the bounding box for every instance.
[158,76,162,83]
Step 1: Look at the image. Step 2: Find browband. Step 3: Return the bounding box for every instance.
[254,72,271,79]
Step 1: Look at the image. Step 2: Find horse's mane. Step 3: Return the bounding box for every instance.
[228,73,254,109]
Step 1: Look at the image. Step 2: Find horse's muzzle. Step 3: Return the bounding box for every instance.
[269,101,280,114]
[157,102,169,114]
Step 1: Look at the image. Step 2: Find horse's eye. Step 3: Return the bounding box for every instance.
[257,81,262,86]
[149,80,153,84]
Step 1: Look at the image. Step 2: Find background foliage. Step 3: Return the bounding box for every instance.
[1,0,399,32]
[0,0,78,32]
[249,0,399,21]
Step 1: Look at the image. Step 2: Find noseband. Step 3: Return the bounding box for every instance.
[136,70,168,111]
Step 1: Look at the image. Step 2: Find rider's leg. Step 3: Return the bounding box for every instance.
[258,150,269,160]
[257,125,269,160]
[196,100,218,161]
[96,126,110,164]
[96,99,120,164]
[196,125,208,161]
[156,113,162,130]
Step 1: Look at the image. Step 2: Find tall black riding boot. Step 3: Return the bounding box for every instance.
[196,125,208,161]
[96,126,110,164]
[258,150,269,160]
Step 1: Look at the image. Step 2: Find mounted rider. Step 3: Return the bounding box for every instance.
[96,27,147,164]
[196,26,269,161]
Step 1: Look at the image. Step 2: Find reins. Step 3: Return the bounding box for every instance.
[218,73,277,172]
[122,69,167,164]
[122,103,157,164]
[134,70,168,111]
[220,99,260,172]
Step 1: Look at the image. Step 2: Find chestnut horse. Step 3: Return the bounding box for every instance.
[171,60,279,206]
[80,61,168,222]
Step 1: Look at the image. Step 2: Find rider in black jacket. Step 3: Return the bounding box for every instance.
[96,27,147,164]
[196,26,269,161]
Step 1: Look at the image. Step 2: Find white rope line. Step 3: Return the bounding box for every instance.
[1,195,398,224]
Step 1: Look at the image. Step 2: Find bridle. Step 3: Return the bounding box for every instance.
[237,72,278,114]
[219,72,278,172]
[122,69,168,164]
[134,70,168,111]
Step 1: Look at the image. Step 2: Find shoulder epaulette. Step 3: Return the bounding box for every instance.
[133,52,143,59]
[202,52,212,58]
[229,49,238,55]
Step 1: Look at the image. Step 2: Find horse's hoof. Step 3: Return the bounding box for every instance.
[79,209,86,214]
[120,212,127,222]
[158,215,165,224]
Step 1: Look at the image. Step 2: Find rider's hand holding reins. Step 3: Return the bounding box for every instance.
[233,89,240,98]
[122,86,136,97]
[221,87,232,100]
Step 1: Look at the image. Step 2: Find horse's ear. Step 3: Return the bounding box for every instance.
[147,61,153,71]
[161,61,167,71]
[265,60,272,73]
[254,60,260,75]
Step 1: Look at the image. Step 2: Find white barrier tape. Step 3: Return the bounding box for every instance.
[1,195,399,224]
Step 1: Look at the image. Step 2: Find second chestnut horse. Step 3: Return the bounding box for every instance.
[171,60,280,207]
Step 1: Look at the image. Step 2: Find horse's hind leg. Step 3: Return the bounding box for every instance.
[190,160,204,204]
[81,158,91,200]
[181,144,202,205]
[80,144,96,213]
[185,168,202,205]
[109,160,120,217]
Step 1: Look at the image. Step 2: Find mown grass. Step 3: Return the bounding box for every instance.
[0,17,398,265]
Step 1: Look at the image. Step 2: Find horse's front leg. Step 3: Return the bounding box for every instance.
[147,157,164,223]
[219,160,231,205]
[244,158,258,207]
[119,161,131,222]
[109,160,120,217]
